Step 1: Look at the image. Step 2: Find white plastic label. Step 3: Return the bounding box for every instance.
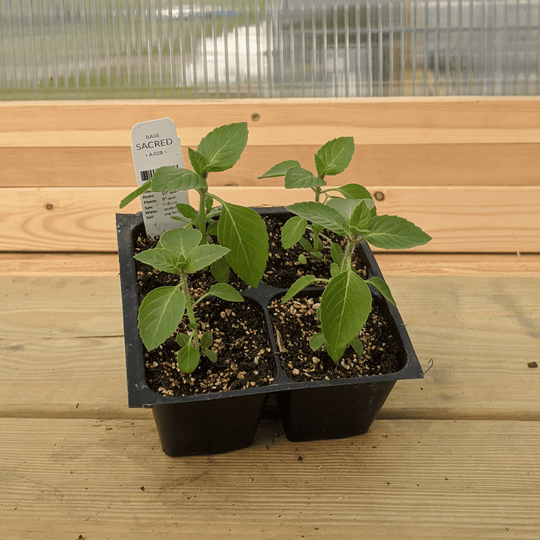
[131,118,189,237]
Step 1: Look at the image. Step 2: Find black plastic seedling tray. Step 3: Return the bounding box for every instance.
[116,210,424,455]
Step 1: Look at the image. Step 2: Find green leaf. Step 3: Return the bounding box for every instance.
[138,286,185,351]
[330,242,343,266]
[217,201,268,288]
[286,201,349,236]
[327,198,365,221]
[200,332,213,349]
[309,332,326,352]
[133,248,181,274]
[176,203,197,219]
[282,275,321,302]
[119,179,152,208]
[203,349,217,363]
[206,219,218,236]
[186,244,230,273]
[349,200,373,233]
[177,345,201,374]
[326,341,348,364]
[281,216,307,249]
[259,160,301,178]
[206,283,244,302]
[297,254,308,265]
[330,262,341,277]
[176,333,190,347]
[298,237,312,252]
[150,166,206,192]
[197,122,248,173]
[320,269,372,357]
[159,227,202,258]
[365,215,432,250]
[210,257,230,283]
[284,167,326,189]
[314,137,355,177]
[188,147,208,176]
[350,336,364,357]
[365,277,396,305]
[327,183,372,201]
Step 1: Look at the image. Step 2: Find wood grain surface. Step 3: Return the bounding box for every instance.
[1,186,539,253]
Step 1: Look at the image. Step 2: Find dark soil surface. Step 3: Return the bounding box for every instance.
[268,295,405,382]
[133,211,403,397]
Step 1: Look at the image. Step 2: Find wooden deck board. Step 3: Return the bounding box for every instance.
[1,186,539,253]
[1,276,539,420]
[1,418,539,539]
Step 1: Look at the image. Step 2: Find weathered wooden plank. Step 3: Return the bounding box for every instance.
[1,252,540,278]
[4,143,540,189]
[2,98,540,145]
[1,186,539,253]
[1,277,539,419]
[0,418,539,539]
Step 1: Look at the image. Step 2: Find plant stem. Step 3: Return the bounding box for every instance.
[180,271,200,352]
[341,238,355,272]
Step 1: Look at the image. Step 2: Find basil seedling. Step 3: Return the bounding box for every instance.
[121,122,268,288]
[134,227,244,373]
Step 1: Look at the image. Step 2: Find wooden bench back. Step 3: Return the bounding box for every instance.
[1,97,539,254]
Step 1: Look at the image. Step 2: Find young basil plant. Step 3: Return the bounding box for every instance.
[133,227,244,374]
[259,136,372,264]
[282,198,432,364]
[120,122,268,289]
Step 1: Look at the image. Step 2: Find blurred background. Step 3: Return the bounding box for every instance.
[2,0,539,100]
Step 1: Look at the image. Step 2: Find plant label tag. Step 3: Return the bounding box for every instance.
[131,118,189,237]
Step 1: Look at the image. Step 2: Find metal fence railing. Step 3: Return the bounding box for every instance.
[1,0,539,100]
